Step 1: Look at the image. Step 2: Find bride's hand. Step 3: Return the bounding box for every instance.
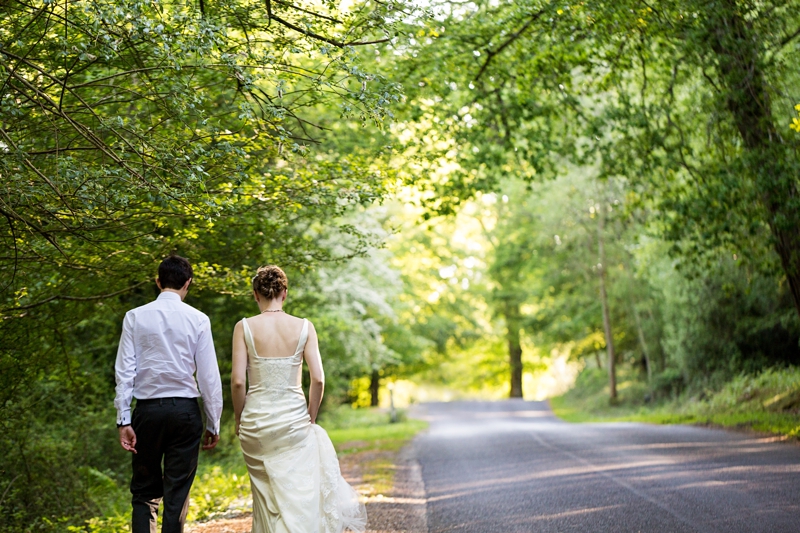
[235,418,241,436]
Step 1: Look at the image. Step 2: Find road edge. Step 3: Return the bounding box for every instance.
[362,432,429,532]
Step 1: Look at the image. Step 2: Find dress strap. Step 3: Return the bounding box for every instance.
[293,319,309,357]
[241,318,259,358]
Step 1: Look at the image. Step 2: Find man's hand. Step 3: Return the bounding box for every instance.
[202,429,219,451]
[119,425,137,454]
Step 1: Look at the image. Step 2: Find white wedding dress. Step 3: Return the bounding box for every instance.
[238,317,367,533]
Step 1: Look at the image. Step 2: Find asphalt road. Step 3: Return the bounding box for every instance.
[412,400,800,533]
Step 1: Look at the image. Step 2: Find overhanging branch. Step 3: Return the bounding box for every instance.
[274,0,342,24]
[476,9,545,81]
[2,280,150,313]
[270,13,389,47]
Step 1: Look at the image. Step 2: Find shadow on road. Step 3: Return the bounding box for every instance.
[411,400,800,533]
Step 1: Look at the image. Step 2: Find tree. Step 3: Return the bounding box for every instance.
[0,0,401,411]
[484,192,537,398]
[394,0,800,321]
[0,0,400,314]
[0,0,405,528]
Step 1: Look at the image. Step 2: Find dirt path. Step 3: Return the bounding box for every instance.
[186,442,427,533]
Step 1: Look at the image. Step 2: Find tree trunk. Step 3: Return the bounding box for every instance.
[632,304,652,384]
[597,197,617,401]
[505,301,524,398]
[646,308,664,372]
[708,2,800,320]
[369,369,380,407]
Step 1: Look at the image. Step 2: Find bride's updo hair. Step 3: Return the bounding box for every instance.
[252,265,288,300]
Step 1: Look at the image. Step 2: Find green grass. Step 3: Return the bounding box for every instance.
[550,366,800,439]
[328,421,429,454]
[320,404,428,453]
[188,453,251,522]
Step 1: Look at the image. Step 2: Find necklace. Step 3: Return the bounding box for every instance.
[261,309,284,313]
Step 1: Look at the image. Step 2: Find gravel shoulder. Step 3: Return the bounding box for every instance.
[358,440,428,533]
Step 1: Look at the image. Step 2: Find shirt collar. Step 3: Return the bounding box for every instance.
[157,291,182,302]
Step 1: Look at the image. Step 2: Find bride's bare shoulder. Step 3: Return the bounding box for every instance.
[282,313,306,324]
[246,313,305,325]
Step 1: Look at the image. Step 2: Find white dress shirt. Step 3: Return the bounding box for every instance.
[114,291,223,434]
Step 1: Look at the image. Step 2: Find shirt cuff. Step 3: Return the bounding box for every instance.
[117,410,131,426]
[206,420,220,435]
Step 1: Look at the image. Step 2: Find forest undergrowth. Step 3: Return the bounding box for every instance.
[551,367,800,440]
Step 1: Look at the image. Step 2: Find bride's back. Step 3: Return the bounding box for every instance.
[245,313,306,358]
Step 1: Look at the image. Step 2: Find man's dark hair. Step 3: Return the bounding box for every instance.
[158,255,193,290]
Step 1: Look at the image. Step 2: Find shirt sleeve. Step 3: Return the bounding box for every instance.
[114,312,137,426]
[195,315,223,434]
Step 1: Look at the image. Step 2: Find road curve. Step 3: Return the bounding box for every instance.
[411,400,800,532]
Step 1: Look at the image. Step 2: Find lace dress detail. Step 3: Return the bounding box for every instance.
[238,318,367,533]
[251,359,291,395]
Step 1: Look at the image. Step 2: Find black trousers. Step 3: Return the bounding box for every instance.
[130,397,204,533]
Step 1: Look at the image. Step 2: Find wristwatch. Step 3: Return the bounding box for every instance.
[117,423,131,428]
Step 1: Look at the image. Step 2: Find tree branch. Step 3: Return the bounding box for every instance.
[0,58,147,182]
[3,281,150,313]
[0,212,19,294]
[270,13,389,47]
[0,475,21,508]
[0,204,67,257]
[0,127,67,202]
[778,24,800,49]
[476,9,546,81]
[274,0,342,24]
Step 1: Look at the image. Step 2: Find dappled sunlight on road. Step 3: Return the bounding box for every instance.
[416,400,800,533]
[418,408,556,423]
[525,504,624,521]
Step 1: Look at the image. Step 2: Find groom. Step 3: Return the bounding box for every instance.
[114,255,223,533]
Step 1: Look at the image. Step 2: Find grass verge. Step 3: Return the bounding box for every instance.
[323,406,428,453]
[322,407,428,498]
[550,366,800,439]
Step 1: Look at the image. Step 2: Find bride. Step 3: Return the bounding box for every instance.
[231,265,367,533]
